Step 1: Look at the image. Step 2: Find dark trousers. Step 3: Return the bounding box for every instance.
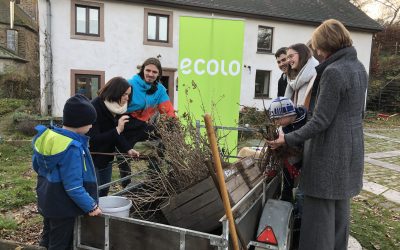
[281,167,294,202]
[95,162,113,197]
[299,196,350,250]
[39,217,75,250]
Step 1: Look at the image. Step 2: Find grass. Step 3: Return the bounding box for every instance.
[351,191,400,250]
[365,129,400,140]
[0,141,36,212]
[364,163,400,192]
[363,111,400,129]
[0,215,18,231]
[364,136,400,153]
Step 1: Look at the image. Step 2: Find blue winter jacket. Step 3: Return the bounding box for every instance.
[32,125,98,218]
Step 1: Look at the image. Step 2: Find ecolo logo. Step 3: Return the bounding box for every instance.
[180,58,241,76]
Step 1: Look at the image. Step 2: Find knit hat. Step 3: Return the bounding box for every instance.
[269,97,296,119]
[63,94,97,128]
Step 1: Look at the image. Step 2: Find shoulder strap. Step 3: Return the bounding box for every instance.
[303,74,317,110]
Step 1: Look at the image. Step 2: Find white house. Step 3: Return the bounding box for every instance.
[37,0,381,116]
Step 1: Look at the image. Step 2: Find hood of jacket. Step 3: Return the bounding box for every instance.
[133,74,152,91]
[32,125,89,172]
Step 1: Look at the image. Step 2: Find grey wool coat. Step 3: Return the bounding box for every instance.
[285,46,367,200]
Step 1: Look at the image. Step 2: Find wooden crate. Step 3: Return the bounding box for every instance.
[161,157,263,232]
[161,176,224,232]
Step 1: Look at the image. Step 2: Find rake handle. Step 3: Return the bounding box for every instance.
[204,114,240,250]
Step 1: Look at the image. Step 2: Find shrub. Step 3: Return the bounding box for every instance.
[0,99,29,116]
[0,67,39,100]
[12,112,43,136]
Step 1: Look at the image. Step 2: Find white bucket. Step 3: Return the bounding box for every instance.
[99,196,132,218]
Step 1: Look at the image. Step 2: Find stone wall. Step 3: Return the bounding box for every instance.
[0,23,7,49]
[0,23,39,69]
[17,0,38,21]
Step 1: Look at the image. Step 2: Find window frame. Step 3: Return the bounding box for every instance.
[71,0,104,41]
[254,69,271,99]
[257,25,274,53]
[143,8,173,47]
[70,69,105,99]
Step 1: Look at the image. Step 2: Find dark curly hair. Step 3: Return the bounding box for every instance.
[139,57,163,83]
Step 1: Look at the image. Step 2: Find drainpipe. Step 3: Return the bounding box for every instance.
[44,0,54,116]
[7,0,18,52]
[10,0,14,29]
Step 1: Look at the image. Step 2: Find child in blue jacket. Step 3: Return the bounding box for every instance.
[32,94,102,249]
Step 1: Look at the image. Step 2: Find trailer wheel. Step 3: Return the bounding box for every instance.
[256,199,294,250]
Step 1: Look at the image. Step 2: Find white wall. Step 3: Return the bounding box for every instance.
[39,0,374,116]
[240,19,373,110]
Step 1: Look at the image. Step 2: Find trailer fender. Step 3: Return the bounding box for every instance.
[255,199,294,250]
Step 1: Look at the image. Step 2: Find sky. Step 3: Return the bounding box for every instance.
[364,1,384,20]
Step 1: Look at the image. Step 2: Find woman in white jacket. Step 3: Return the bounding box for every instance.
[285,43,319,107]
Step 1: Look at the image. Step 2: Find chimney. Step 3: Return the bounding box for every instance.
[7,0,18,52]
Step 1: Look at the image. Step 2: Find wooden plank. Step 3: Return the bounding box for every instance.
[161,157,263,232]
[164,187,221,222]
[229,182,251,204]
[226,173,246,192]
[166,177,215,209]
[174,198,225,232]
[241,165,262,188]
[241,157,255,169]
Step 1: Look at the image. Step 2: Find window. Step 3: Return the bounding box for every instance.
[71,1,104,41]
[144,8,173,47]
[257,26,273,53]
[70,70,105,99]
[254,70,270,98]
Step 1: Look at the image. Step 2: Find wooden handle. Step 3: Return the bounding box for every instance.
[204,114,240,250]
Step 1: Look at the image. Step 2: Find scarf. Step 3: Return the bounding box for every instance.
[285,56,319,105]
[104,100,127,115]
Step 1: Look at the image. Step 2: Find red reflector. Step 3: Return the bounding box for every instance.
[257,226,278,245]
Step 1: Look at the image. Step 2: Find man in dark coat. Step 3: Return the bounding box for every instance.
[275,47,288,96]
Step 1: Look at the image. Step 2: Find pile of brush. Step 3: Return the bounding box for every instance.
[123,107,287,220]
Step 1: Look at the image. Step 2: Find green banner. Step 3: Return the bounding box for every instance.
[178,17,244,157]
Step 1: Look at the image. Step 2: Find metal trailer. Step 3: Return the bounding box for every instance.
[74,172,294,250]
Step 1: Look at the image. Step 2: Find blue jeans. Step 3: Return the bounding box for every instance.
[95,162,113,197]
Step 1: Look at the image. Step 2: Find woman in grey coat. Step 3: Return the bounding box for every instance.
[268,19,367,250]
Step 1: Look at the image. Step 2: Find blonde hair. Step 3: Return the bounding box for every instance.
[311,19,352,54]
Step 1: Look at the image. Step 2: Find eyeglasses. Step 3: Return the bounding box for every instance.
[287,53,299,59]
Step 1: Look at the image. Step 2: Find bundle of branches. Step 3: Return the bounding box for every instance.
[122,167,175,221]
[256,105,302,174]
[118,112,214,220]
[152,113,212,193]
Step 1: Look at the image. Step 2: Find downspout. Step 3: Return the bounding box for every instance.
[10,0,14,29]
[44,0,53,116]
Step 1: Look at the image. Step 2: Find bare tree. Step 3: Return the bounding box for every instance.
[350,0,372,9]
[376,0,400,25]
[351,0,400,25]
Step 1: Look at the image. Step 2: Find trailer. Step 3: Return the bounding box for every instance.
[73,171,295,250]
[75,121,296,250]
